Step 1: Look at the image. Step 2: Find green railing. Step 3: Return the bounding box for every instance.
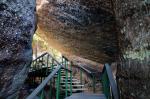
[62,57,73,96]
[62,56,100,93]
[27,53,119,99]
[26,52,73,99]
[101,64,119,99]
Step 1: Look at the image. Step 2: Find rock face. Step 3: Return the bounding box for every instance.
[115,0,150,98]
[0,0,147,98]
[37,0,119,63]
[0,0,36,98]
[37,1,150,98]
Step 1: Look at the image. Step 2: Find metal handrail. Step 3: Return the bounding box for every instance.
[102,64,119,99]
[62,56,100,93]
[62,56,99,74]
[26,66,61,99]
[32,52,48,62]
[32,52,72,72]
[48,53,72,72]
[26,52,72,99]
[77,65,92,74]
[28,53,119,99]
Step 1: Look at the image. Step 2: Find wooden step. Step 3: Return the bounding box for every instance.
[61,88,87,92]
[61,79,79,82]
[61,76,72,78]
[60,81,81,84]
[54,75,72,78]
[65,93,106,99]
[61,84,84,87]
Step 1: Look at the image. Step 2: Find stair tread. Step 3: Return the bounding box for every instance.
[61,84,84,87]
[61,76,72,77]
[61,79,79,81]
[61,88,87,91]
[60,81,81,84]
[65,93,106,99]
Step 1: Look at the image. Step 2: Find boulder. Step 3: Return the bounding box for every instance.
[0,0,36,98]
[115,0,150,98]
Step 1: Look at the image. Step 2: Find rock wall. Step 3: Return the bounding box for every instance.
[36,1,150,98]
[37,0,119,63]
[115,0,150,98]
[0,0,147,98]
[36,0,150,98]
[0,0,36,98]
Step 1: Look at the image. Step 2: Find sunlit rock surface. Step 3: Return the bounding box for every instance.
[115,0,150,98]
[37,1,150,98]
[37,0,119,63]
[0,0,36,98]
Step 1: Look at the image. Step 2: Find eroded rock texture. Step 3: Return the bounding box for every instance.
[37,1,150,98]
[37,0,119,63]
[115,0,150,98]
[0,0,36,98]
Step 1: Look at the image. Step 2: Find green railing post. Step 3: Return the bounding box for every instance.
[80,69,83,85]
[40,90,44,99]
[46,54,49,75]
[40,57,44,83]
[35,58,37,70]
[92,75,96,93]
[65,59,68,97]
[34,59,37,83]
[56,69,61,99]
[52,59,54,70]
[41,57,44,68]
[102,69,111,99]
[70,62,73,95]
[36,59,38,70]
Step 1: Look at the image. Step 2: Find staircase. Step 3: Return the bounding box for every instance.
[28,65,86,94]
[25,52,119,99]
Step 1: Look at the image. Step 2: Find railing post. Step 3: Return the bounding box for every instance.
[52,58,54,70]
[56,69,61,99]
[101,66,111,99]
[41,57,44,83]
[46,54,49,75]
[105,64,119,99]
[65,59,68,97]
[70,62,73,95]
[36,59,38,70]
[92,75,96,93]
[35,58,37,70]
[28,53,76,99]
[40,90,44,99]
[34,59,38,83]
[80,69,83,85]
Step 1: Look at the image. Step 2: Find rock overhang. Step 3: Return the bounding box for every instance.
[36,0,119,63]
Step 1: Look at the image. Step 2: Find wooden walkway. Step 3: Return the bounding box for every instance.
[65,93,106,99]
